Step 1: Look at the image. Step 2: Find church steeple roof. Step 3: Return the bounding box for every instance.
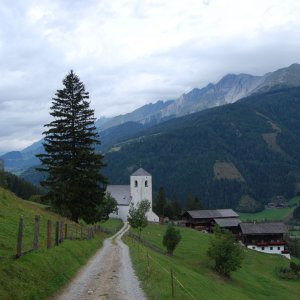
[131,168,151,176]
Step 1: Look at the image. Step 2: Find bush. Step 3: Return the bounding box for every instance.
[163,225,181,255]
[276,267,298,279]
[207,226,244,277]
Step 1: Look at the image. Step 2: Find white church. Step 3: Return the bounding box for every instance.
[107,168,159,222]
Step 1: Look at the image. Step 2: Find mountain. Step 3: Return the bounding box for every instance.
[101,86,300,209]
[2,63,300,177]
[0,140,44,174]
[97,99,175,131]
[96,63,300,130]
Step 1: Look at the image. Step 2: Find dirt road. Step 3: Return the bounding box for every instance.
[53,222,146,300]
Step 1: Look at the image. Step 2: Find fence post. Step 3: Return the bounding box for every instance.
[47,220,52,249]
[170,268,175,298]
[59,221,63,243]
[55,221,59,246]
[65,223,68,239]
[32,215,40,250]
[16,217,24,258]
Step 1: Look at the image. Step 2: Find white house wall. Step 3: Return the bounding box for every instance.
[247,244,290,259]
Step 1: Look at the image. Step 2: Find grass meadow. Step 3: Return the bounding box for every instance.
[239,196,300,222]
[126,223,300,300]
[0,187,121,300]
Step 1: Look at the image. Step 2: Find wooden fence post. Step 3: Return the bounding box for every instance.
[55,221,59,246]
[170,268,175,298]
[16,217,24,258]
[70,225,73,240]
[32,215,40,250]
[65,223,68,239]
[59,221,63,243]
[47,220,52,249]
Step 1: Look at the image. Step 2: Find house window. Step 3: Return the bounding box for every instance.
[262,247,265,250]
[277,247,280,250]
[135,180,138,187]
[145,180,148,187]
[270,247,273,250]
[252,246,255,249]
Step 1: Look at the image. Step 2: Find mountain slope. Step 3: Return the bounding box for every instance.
[3,63,300,175]
[103,87,300,208]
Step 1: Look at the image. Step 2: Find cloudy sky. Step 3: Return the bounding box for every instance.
[1,0,300,153]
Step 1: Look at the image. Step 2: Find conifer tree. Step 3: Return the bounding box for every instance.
[37,70,107,223]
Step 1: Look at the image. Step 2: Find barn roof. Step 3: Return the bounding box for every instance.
[131,168,151,176]
[214,218,241,227]
[185,209,238,219]
[106,185,131,206]
[240,222,288,235]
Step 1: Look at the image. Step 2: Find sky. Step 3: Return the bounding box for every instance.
[1,0,300,153]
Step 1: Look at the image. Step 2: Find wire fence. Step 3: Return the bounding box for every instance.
[126,233,198,300]
[0,215,106,260]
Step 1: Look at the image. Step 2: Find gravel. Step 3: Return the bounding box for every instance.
[53,222,146,300]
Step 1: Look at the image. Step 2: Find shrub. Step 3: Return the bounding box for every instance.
[163,225,181,255]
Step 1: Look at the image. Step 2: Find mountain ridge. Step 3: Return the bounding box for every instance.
[2,63,300,176]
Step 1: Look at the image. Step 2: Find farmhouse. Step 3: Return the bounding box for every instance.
[181,209,241,232]
[240,222,290,259]
[107,168,159,222]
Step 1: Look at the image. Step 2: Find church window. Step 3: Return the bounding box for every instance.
[135,180,138,187]
[145,180,148,187]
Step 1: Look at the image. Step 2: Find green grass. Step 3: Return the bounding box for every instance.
[99,218,123,232]
[126,224,300,300]
[0,187,119,299]
[239,197,300,221]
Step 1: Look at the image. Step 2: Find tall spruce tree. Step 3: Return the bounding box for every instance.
[37,70,107,223]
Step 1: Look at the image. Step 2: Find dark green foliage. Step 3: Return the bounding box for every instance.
[163,201,175,219]
[290,261,300,276]
[127,199,150,239]
[184,193,202,210]
[37,70,107,223]
[154,186,166,216]
[293,206,300,219]
[207,226,244,277]
[0,170,43,200]
[286,236,300,258]
[170,194,182,220]
[277,266,298,279]
[104,87,300,208]
[162,225,181,255]
[236,195,264,213]
[97,193,118,222]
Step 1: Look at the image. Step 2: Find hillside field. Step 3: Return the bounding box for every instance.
[239,196,300,222]
[0,187,122,300]
[127,223,300,300]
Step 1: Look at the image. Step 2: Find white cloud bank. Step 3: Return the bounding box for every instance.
[1,0,300,152]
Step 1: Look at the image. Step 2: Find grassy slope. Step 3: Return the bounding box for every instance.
[239,197,300,222]
[127,224,300,300]
[0,187,121,300]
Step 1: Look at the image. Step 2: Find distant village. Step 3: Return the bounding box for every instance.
[109,168,291,259]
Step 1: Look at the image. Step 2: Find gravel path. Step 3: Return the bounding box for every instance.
[53,222,146,300]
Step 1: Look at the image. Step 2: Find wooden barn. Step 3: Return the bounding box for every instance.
[181,209,240,232]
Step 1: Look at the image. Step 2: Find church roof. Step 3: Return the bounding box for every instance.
[131,168,151,176]
[106,185,131,206]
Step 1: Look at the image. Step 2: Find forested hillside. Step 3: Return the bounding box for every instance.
[103,87,300,209]
[0,170,43,199]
